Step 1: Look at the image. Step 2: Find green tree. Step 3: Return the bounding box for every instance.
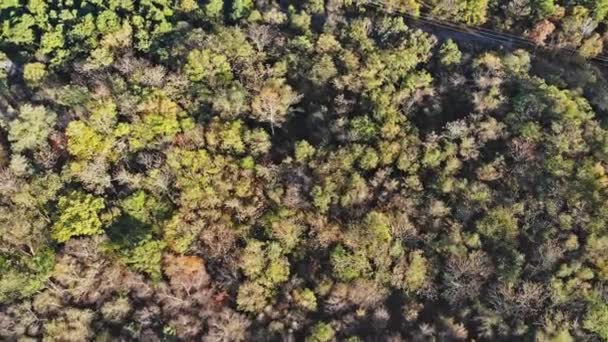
[184,49,233,84]
[231,0,253,20]
[579,33,603,58]
[330,245,371,281]
[404,250,429,292]
[295,140,316,162]
[476,207,519,244]
[306,322,335,342]
[23,62,47,86]
[584,292,608,339]
[592,0,608,20]
[439,39,462,66]
[52,191,106,243]
[205,0,224,18]
[8,105,56,152]
[533,0,556,18]
[294,288,318,311]
[0,249,55,304]
[237,281,269,313]
[65,120,112,160]
[124,239,165,280]
[430,0,490,25]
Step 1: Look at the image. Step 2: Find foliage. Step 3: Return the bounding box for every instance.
[185,49,233,84]
[51,191,106,243]
[331,245,371,281]
[23,62,47,86]
[306,322,335,342]
[583,292,608,339]
[439,39,462,66]
[8,105,56,152]
[2,1,608,340]
[476,207,519,245]
[0,249,55,304]
[250,78,300,133]
[124,239,165,280]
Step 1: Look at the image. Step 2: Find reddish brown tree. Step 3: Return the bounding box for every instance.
[528,19,556,46]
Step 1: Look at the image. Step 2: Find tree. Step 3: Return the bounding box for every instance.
[23,62,47,86]
[476,207,519,245]
[429,0,490,25]
[237,281,269,313]
[203,309,251,342]
[592,0,608,20]
[294,288,318,311]
[383,0,421,15]
[205,0,224,19]
[0,249,55,304]
[231,0,254,20]
[579,33,603,58]
[439,39,462,66]
[129,92,191,150]
[43,308,95,341]
[295,140,316,162]
[51,191,106,243]
[584,292,608,339]
[528,20,555,46]
[184,49,232,84]
[124,239,165,280]
[8,105,56,152]
[251,78,301,133]
[532,0,556,18]
[330,245,371,281]
[557,6,594,48]
[442,251,494,304]
[101,297,132,323]
[163,254,210,294]
[585,234,608,280]
[403,250,429,292]
[306,322,335,342]
[65,121,109,160]
[310,55,338,85]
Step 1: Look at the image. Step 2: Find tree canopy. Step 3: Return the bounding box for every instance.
[1,0,608,341]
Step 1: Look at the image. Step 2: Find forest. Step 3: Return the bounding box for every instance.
[2,0,608,341]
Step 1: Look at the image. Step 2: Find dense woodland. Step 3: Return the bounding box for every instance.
[3,0,608,341]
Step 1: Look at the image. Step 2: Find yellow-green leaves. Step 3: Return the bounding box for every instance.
[8,104,56,153]
[236,281,268,313]
[231,0,253,20]
[439,39,462,66]
[295,140,316,162]
[239,240,290,287]
[584,291,608,340]
[66,121,109,160]
[237,240,290,313]
[39,25,65,59]
[330,245,371,281]
[403,250,428,292]
[185,49,232,84]
[430,0,490,25]
[23,62,47,86]
[205,0,224,18]
[52,191,106,243]
[294,288,318,311]
[476,207,519,244]
[306,322,335,342]
[240,240,265,278]
[124,239,165,280]
[129,93,188,150]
